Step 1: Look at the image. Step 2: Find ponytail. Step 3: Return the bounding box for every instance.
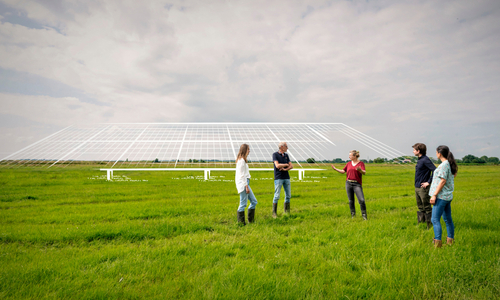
[447,151,458,175]
[436,145,458,175]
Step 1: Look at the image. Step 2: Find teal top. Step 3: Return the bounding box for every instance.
[429,160,454,201]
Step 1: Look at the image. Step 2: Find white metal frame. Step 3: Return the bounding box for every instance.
[1,123,406,169]
[101,168,323,181]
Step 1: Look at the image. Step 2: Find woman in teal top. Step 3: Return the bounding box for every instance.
[429,145,458,248]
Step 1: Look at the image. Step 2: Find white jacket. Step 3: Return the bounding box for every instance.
[235,158,251,193]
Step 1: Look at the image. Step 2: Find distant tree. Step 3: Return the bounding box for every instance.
[333,158,344,163]
[472,158,486,164]
[200,159,206,163]
[154,158,159,163]
[462,155,477,163]
[306,158,316,163]
[368,159,373,163]
[188,159,192,163]
[361,159,367,163]
[488,157,499,164]
[373,157,384,163]
[193,159,199,163]
[480,156,488,162]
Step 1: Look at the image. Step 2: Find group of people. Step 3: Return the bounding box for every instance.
[234,141,457,248]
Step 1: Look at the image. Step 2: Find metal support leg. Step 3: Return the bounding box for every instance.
[107,170,111,180]
[298,170,302,180]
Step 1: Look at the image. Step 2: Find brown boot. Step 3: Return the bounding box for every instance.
[433,239,442,248]
[248,209,255,223]
[272,203,277,219]
[284,202,290,214]
[447,237,454,245]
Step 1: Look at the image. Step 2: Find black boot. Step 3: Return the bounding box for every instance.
[425,213,432,230]
[417,211,425,224]
[237,211,246,225]
[351,211,356,218]
[272,203,278,218]
[284,202,290,214]
[362,211,367,220]
[248,208,255,223]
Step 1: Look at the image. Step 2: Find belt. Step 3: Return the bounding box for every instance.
[347,180,358,183]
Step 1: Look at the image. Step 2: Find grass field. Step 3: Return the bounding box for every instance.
[0,164,499,299]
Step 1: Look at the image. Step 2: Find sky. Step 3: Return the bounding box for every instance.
[0,0,499,160]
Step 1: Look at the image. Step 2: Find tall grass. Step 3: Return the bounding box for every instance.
[0,165,499,299]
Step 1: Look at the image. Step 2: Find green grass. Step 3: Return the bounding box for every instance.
[0,164,499,299]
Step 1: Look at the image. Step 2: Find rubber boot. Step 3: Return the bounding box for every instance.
[248,208,255,223]
[425,213,432,230]
[351,211,356,218]
[361,211,367,220]
[433,239,442,248]
[417,211,424,224]
[237,211,246,225]
[272,203,277,219]
[447,237,454,245]
[284,202,290,214]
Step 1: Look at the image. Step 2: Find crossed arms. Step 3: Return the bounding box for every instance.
[274,161,293,171]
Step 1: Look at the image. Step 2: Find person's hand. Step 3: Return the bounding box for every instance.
[246,186,250,194]
[356,166,363,173]
[421,182,430,188]
[430,195,436,204]
[331,164,337,171]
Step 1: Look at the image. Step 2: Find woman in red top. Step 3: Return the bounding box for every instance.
[332,150,368,220]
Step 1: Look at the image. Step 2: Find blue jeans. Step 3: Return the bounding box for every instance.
[238,179,258,212]
[431,198,454,240]
[273,179,291,204]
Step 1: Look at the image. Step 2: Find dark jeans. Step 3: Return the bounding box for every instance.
[346,181,366,213]
[415,186,432,214]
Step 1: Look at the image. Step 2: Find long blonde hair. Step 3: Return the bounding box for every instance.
[236,144,250,163]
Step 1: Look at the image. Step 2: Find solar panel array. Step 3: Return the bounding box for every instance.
[0,123,405,168]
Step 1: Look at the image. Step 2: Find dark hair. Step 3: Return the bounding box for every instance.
[412,143,427,156]
[436,145,458,175]
[236,144,249,163]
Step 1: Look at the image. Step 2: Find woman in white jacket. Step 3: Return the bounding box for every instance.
[235,144,258,225]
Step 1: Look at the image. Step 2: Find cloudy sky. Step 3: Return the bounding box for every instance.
[0,0,499,159]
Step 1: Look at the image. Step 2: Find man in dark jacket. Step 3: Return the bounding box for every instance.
[413,143,436,229]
